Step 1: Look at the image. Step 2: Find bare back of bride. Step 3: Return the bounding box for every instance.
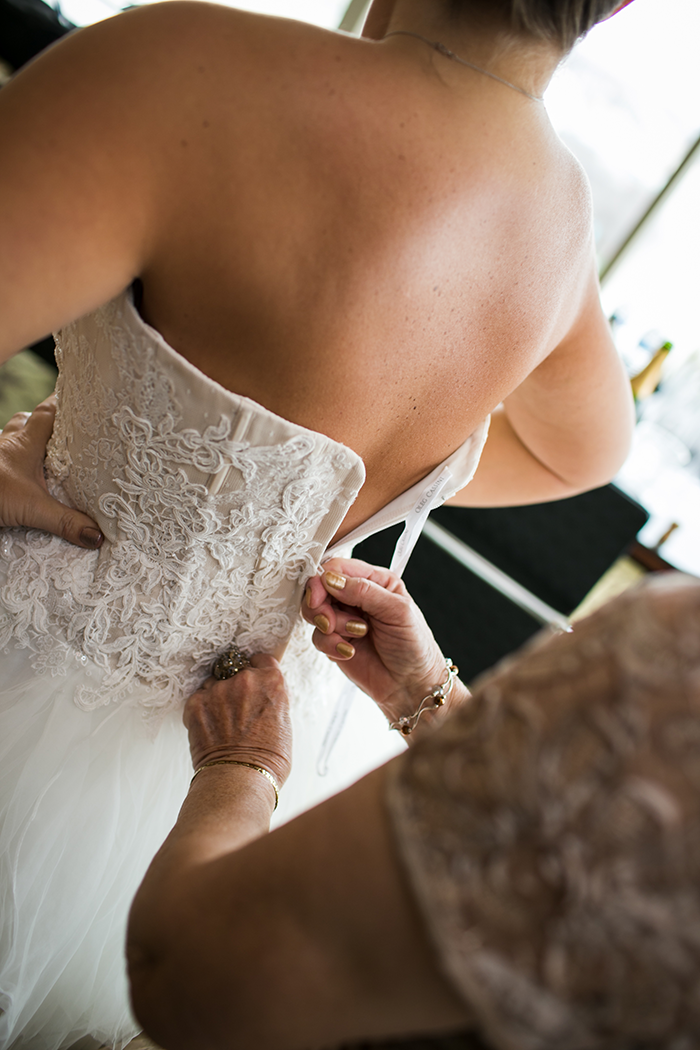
[0,1,634,1046]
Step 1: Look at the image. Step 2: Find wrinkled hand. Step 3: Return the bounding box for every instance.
[303,558,467,736]
[0,396,103,548]
[183,655,293,787]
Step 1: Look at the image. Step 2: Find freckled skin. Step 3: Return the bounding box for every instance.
[0,0,633,537]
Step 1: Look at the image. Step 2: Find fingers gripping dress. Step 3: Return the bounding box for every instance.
[0,290,488,1049]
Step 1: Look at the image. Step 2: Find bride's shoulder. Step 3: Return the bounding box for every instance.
[93,1,283,50]
[18,1,320,107]
[38,2,268,81]
[80,1,331,72]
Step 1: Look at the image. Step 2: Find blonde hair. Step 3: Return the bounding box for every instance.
[452,0,623,52]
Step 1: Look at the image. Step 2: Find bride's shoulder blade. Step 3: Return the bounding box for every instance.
[0,0,320,363]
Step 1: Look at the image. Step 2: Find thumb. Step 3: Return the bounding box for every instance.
[28,487,103,549]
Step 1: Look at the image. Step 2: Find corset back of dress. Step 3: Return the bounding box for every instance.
[0,292,365,719]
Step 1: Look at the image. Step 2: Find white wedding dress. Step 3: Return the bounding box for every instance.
[0,289,488,1049]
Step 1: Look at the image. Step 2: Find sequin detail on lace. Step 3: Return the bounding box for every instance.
[0,294,363,719]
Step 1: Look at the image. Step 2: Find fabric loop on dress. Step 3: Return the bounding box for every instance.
[317,466,455,775]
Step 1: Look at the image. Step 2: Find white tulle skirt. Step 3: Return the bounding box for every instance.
[0,651,192,1049]
[0,624,403,1049]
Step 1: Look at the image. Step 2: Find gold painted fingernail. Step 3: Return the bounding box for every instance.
[80,527,103,549]
[345,620,367,637]
[305,587,312,607]
[336,642,355,658]
[314,614,330,634]
[324,571,346,590]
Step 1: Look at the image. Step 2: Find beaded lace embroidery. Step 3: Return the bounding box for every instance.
[0,294,363,719]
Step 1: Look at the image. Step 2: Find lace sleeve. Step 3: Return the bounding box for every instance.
[386,573,700,1050]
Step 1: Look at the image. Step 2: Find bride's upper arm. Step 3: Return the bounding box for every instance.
[499,260,635,492]
[0,7,178,361]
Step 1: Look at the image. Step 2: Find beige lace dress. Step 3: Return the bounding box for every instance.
[387,573,700,1050]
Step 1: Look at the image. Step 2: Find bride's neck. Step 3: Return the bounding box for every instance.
[362,0,563,102]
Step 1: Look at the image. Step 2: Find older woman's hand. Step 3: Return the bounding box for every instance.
[183,654,293,788]
[303,558,469,737]
[0,395,103,548]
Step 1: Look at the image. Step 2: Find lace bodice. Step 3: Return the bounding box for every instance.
[0,291,365,718]
[387,574,700,1050]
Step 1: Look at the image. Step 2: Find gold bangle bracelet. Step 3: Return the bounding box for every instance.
[190,759,280,811]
